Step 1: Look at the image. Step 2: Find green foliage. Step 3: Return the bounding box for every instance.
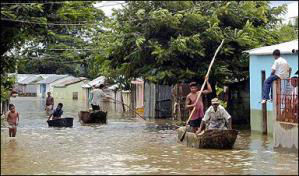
[1,74,16,101]
[95,1,296,87]
[275,23,298,43]
[215,85,227,108]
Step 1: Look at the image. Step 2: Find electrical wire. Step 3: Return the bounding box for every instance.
[1,17,99,26]
[0,2,125,6]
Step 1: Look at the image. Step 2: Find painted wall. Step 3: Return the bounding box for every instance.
[53,81,88,101]
[37,76,75,97]
[249,53,298,134]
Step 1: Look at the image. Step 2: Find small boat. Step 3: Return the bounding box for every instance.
[47,117,74,127]
[177,127,238,149]
[78,110,107,124]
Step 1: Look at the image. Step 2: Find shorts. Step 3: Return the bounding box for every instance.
[8,124,17,129]
[188,118,202,127]
[46,105,53,110]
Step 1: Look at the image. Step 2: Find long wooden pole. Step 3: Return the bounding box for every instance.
[180,39,225,141]
[106,98,145,120]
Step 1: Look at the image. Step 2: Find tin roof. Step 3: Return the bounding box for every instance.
[244,40,298,55]
[81,76,106,88]
[54,77,88,88]
[37,75,68,84]
[18,75,44,84]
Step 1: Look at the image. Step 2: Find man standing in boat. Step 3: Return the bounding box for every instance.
[90,84,112,111]
[185,77,212,133]
[196,98,232,135]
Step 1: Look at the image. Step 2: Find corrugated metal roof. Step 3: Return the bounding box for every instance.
[54,77,88,88]
[81,76,106,88]
[38,75,68,84]
[10,74,35,83]
[18,75,44,84]
[244,40,298,55]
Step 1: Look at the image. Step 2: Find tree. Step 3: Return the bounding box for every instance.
[95,1,293,88]
[1,2,105,100]
[1,2,105,76]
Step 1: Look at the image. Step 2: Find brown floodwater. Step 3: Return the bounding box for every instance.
[1,97,298,175]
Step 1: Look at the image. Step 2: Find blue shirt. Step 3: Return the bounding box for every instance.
[52,108,63,118]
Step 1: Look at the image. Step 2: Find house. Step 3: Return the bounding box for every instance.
[37,75,72,98]
[81,76,132,112]
[53,77,89,101]
[244,40,298,142]
[17,75,44,96]
[81,76,106,101]
[131,79,172,119]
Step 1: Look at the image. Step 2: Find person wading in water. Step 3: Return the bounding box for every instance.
[45,92,54,114]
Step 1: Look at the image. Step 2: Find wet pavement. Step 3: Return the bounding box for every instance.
[1,97,298,175]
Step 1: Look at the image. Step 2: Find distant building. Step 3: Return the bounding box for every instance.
[81,76,106,101]
[16,75,44,96]
[53,77,89,101]
[37,75,71,98]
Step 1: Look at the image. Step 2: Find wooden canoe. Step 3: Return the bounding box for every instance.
[47,117,73,127]
[177,127,238,149]
[78,110,107,124]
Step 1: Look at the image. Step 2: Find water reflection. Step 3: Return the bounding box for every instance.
[1,97,298,175]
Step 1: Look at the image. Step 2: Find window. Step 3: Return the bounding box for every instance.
[73,92,78,100]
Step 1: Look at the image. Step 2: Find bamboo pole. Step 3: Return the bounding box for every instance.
[180,39,225,142]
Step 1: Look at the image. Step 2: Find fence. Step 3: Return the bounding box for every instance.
[274,78,298,123]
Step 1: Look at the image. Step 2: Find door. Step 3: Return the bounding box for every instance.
[40,84,46,98]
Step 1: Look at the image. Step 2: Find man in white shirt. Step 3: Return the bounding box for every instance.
[90,84,111,111]
[196,98,232,135]
[261,49,292,104]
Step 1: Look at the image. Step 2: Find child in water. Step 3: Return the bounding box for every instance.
[6,104,20,137]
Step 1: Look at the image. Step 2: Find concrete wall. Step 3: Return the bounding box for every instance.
[250,109,274,136]
[249,54,298,135]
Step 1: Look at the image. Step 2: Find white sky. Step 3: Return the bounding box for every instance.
[93,1,124,17]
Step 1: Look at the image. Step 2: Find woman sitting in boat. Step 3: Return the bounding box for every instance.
[196,98,232,135]
[48,103,64,120]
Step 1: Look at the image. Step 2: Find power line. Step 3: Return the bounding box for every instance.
[38,48,98,51]
[0,2,126,8]
[0,1,100,5]
[1,17,99,26]
[18,56,94,64]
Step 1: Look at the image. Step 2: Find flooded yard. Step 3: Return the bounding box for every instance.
[1,97,298,175]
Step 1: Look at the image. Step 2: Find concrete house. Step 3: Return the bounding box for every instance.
[37,75,73,98]
[17,75,44,96]
[131,79,172,119]
[81,76,106,101]
[245,39,298,149]
[53,77,89,101]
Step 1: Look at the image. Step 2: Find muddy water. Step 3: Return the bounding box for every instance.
[1,97,298,175]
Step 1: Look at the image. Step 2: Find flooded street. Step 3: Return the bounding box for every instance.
[1,97,298,175]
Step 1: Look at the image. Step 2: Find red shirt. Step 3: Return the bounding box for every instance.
[188,94,204,120]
